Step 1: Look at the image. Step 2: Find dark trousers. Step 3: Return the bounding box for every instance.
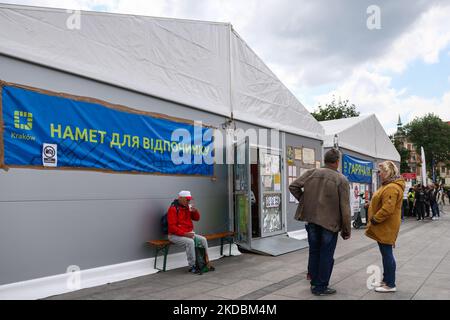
[378,243,396,288]
[416,202,425,220]
[431,202,440,217]
[306,223,338,292]
[408,201,414,216]
[401,199,408,219]
[425,204,430,217]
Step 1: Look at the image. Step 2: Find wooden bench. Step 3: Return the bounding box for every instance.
[147,231,235,272]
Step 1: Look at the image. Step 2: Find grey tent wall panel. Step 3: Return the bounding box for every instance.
[285,133,322,232]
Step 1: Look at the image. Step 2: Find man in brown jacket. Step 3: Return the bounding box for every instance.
[289,148,351,296]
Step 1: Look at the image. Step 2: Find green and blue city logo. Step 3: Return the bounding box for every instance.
[14,110,33,130]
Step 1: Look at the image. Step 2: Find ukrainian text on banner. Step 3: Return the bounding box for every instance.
[342,154,373,184]
[0,82,214,176]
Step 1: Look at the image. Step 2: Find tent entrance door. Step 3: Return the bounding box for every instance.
[233,137,252,250]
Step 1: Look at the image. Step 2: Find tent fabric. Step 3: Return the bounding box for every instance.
[230,31,324,139]
[321,114,400,162]
[0,5,231,117]
[0,4,324,140]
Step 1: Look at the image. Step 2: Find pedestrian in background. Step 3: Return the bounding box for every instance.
[407,188,415,217]
[401,189,408,221]
[424,186,431,218]
[289,148,351,296]
[430,184,440,220]
[437,185,445,209]
[366,161,405,293]
[414,185,425,221]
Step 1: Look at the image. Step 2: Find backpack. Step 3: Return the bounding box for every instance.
[161,200,180,235]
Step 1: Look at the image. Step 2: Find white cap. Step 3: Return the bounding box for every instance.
[178,190,192,199]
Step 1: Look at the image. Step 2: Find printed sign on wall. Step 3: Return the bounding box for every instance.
[0,82,214,176]
[342,154,373,184]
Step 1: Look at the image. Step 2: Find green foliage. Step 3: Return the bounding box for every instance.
[312,96,360,121]
[391,135,411,173]
[404,113,450,170]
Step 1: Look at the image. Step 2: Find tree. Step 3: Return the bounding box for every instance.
[311,96,360,121]
[390,134,411,173]
[404,113,450,181]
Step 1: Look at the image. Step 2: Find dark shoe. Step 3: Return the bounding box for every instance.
[312,287,337,296]
[188,266,200,274]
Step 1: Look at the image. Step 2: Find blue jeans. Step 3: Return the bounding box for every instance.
[431,202,440,217]
[378,243,396,288]
[306,223,338,292]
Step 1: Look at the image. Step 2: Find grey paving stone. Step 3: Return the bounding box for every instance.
[421,272,450,290]
[200,275,243,286]
[184,294,230,300]
[247,267,302,283]
[413,286,450,300]
[434,260,450,274]
[331,272,373,298]
[270,280,313,299]
[361,290,413,300]
[394,274,428,294]
[308,293,360,300]
[207,279,271,300]
[138,280,222,300]
[258,294,297,300]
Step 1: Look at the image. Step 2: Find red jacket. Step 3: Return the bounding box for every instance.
[167,201,200,236]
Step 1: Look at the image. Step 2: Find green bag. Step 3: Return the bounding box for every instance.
[194,237,210,274]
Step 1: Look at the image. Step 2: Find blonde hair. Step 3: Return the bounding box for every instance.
[378,161,399,180]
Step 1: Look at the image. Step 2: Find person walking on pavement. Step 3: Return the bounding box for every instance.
[414,185,426,221]
[366,161,405,293]
[401,189,408,221]
[436,185,445,209]
[424,186,431,218]
[430,184,440,220]
[289,148,351,296]
[407,188,415,217]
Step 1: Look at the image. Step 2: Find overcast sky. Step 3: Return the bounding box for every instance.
[3,0,450,134]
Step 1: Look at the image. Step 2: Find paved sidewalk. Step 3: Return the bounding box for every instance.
[48,205,450,300]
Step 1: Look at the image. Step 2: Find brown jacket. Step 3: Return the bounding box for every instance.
[365,178,405,245]
[289,165,351,235]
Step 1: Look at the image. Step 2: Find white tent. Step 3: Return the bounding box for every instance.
[0,3,324,140]
[321,114,400,162]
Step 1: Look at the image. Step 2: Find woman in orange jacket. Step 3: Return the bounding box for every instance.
[366,161,405,293]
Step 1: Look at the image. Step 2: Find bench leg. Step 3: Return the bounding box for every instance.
[154,245,170,272]
[154,247,159,270]
[162,245,169,272]
[220,238,224,256]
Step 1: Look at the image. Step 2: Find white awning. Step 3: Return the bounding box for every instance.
[321,114,400,162]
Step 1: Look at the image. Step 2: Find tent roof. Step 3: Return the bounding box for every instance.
[0,3,324,139]
[321,114,400,162]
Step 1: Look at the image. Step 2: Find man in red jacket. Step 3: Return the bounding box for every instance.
[167,190,211,273]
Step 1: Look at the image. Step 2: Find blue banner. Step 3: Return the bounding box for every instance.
[1,84,214,176]
[342,154,373,184]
